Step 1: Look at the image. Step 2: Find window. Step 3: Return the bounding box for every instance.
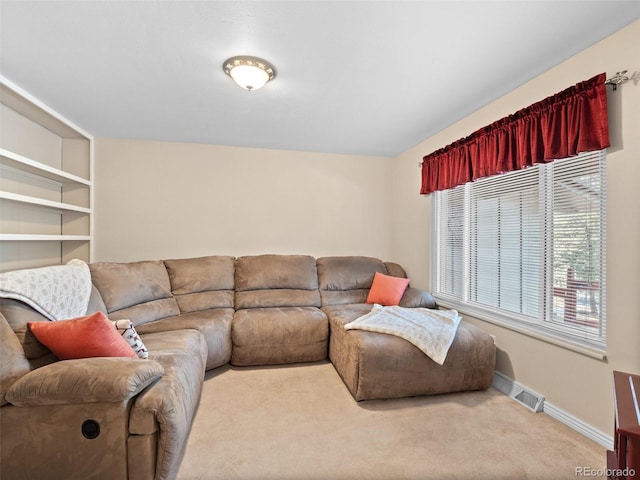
[432,150,606,349]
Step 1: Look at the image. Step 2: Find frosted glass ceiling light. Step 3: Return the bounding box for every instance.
[223,56,276,91]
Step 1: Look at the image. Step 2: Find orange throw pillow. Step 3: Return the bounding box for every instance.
[28,312,137,360]
[366,272,410,306]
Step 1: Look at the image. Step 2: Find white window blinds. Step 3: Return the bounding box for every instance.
[433,150,606,349]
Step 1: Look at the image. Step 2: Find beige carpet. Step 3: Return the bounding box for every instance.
[177,361,606,480]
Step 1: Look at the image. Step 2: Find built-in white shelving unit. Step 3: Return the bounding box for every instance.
[0,75,93,272]
[1,148,92,186]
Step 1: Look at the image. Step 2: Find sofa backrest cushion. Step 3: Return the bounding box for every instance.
[398,287,437,309]
[235,255,320,309]
[0,312,31,406]
[164,256,235,313]
[384,262,408,279]
[0,298,60,365]
[317,256,389,306]
[89,261,180,326]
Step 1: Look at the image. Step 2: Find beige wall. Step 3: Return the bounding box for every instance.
[93,139,392,262]
[390,19,640,436]
[94,19,639,441]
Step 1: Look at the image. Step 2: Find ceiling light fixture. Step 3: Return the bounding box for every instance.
[223,56,276,91]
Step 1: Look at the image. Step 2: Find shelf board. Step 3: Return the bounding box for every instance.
[0,148,91,186]
[0,190,91,214]
[0,234,90,241]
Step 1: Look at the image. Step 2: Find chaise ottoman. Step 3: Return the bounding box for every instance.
[316,256,496,401]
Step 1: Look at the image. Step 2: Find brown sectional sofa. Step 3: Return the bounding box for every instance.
[0,254,496,480]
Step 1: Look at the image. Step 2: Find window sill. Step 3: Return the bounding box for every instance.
[434,296,607,361]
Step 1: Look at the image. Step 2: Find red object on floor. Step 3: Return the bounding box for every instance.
[607,370,640,480]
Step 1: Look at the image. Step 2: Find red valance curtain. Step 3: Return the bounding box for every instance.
[420,72,610,195]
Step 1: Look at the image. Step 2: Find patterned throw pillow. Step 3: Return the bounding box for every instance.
[112,319,149,359]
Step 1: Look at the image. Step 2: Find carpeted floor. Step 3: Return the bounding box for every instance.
[177,361,606,480]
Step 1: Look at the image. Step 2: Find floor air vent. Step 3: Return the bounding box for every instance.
[492,372,545,413]
[514,388,545,413]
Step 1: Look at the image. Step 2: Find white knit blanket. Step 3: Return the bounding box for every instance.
[0,259,92,320]
[344,304,461,365]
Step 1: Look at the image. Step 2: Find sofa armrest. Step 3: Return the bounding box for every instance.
[399,287,437,309]
[5,357,163,407]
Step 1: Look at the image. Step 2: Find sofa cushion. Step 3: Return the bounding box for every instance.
[384,262,408,279]
[0,312,31,406]
[231,307,328,366]
[398,287,437,309]
[107,297,180,326]
[164,256,235,312]
[317,256,388,306]
[136,309,233,370]
[235,255,319,291]
[236,289,319,309]
[90,261,180,326]
[235,255,320,309]
[28,312,137,360]
[366,272,410,306]
[0,298,55,363]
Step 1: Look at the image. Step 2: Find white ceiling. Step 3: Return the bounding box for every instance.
[1,1,639,157]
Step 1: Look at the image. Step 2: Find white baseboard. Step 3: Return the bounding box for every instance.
[492,372,614,450]
[543,401,614,450]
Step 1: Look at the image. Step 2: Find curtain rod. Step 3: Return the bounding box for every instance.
[604,70,629,90]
